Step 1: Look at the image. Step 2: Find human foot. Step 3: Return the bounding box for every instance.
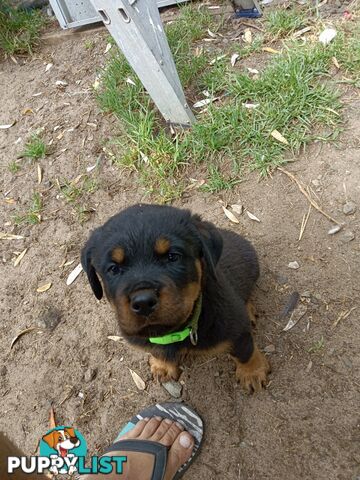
[84,403,203,480]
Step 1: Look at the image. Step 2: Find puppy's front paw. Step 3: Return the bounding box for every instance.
[234,347,271,393]
[149,355,181,383]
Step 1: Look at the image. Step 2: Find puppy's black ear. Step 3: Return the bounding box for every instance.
[191,214,223,278]
[81,240,103,300]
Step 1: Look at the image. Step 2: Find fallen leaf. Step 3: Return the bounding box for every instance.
[32,92,43,97]
[10,326,37,349]
[231,53,240,67]
[231,204,243,214]
[45,63,53,72]
[222,206,240,224]
[319,28,337,45]
[207,29,217,38]
[5,198,16,204]
[126,77,136,86]
[22,108,33,115]
[0,233,24,240]
[271,129,289,145]
[293,26,312,38]
[93,79,100,90]
[37,282,52,293]
[332,57,340,69]
[244,29,252,44]
[55,80,68,87]
[14,248,27,267]
[107,335,123,342]
[86,163,97,173]
[246,211,260,222]
[262,47,280,54]
[104,42,112,54]
[193,98,212,108]
[37,164,42,184]
[210,54,227,65]
[247,67,259,74]
[64,260,75,267]
[129,369,146,390]
[283,303,307,331]
[66,263,83,286]
[0,121,16,129]
[243,103,260,109]
[328,225,341,235]
[49,405,56,429]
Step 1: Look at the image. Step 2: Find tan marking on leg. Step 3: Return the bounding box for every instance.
[149,355,181,382]
[233,344,271,393]
[154,237,170,255]
[111,247,125,264]
[246,300,257,328]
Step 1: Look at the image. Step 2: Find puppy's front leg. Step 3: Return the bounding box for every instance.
[149,354,181,383]
[231,332,271,392]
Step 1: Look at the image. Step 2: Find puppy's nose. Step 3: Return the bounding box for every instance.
[130,289,158,316]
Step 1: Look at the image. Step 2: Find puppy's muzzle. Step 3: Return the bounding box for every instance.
[129,289,159,316]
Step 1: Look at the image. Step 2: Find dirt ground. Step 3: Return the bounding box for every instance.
[0,5,359,480]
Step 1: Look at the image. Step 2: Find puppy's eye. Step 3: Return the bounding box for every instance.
[167,252,182,262]
[107,264,122,275]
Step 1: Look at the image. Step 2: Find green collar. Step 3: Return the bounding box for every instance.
[149,295,202,346]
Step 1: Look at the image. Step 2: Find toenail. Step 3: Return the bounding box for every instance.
[179,433,192,449]
[164,418,172,424]
[175,422,184,430]
[155,416,162,421]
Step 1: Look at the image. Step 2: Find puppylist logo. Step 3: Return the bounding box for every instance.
[8,426,127,475]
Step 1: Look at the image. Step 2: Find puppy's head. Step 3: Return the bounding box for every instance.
[81,204,222,338]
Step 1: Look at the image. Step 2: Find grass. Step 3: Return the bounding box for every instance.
[201,165,241,193]
[265,8,307,37]
[21,134,47,160]
[14,192,42,225]
[308,336,325,353]
[8,161,21,173]
[0,1,45,55]
[96,5,360,202]
[59,175,98,223]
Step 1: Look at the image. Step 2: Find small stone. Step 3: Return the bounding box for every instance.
[36,308,61,330]
[0,365,7,377]
[264,344,276,354]
[162,381,182,398]
[288,261,300,270]
[55,80,68,87]
[84,368,97,383]
[343,201,356,216]
[311,179,320,187]
[340,231,355,243]
[328,225,341,235]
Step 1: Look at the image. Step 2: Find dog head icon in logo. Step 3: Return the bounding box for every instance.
[40,426,87,474]
[42,427,80,457]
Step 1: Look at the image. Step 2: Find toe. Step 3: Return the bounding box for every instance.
[121,418,149,439]
[149,418,172,442]
[163,432,194,480]
[139,417,162,438]
[158,421,184,447]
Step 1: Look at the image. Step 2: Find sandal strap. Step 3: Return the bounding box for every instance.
[104,439,168,480]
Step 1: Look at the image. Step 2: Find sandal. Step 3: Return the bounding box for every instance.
[103,402,203,480]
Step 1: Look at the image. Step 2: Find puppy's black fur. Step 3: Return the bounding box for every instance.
[81,204,270,391]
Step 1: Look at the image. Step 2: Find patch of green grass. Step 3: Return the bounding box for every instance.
[8,161,21,173]
[84,39,94,50]
[59,176,98,222]
[307,336,325,353]
[266,9,307,37]
[201,165,240,193]
[96,5,359,201]
[0,1,45,55]
[21,134,47,160]
[14,192,42,225]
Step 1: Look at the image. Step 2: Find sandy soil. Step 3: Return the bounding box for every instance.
[0,6,359,480]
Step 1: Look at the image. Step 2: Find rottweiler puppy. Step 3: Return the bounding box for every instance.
[81,204,270,392]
